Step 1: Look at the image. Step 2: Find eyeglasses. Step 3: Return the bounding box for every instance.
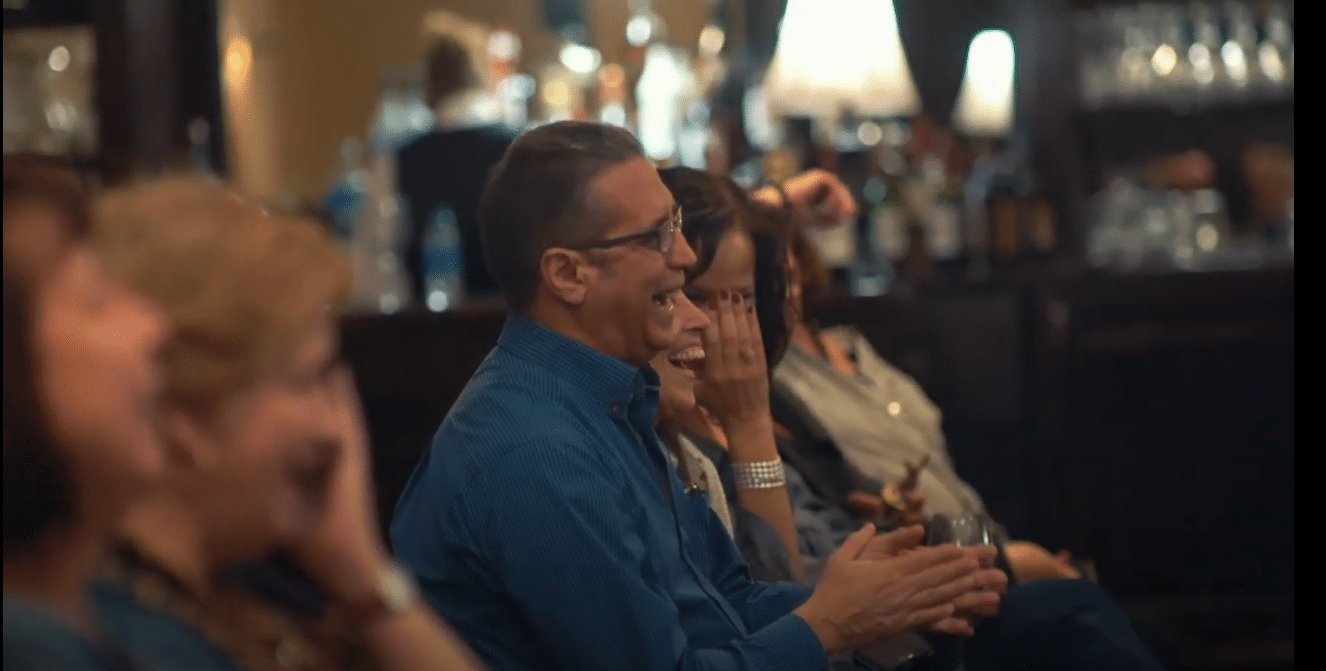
[581,206,683,254]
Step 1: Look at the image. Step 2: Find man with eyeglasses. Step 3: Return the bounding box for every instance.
[390,121,1003,671]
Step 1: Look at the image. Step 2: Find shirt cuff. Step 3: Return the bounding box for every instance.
[751,612,831,671]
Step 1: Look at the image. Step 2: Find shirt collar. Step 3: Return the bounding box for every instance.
[497,313,658,412]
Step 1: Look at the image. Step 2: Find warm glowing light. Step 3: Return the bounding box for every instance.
[559,43,601,76]
[427,290,451,312]
[743,84,782,151]
[636,44,692,161]
[953,30,1015,138]
[1221,42,1248,84]
[543,80,570,108]
[225,37,253,88]
[763,0,920,118]
[627,14,656,47]
[887,402,901,417]
[857,121,883,146]
[1151,44,1177,77]
[600,63,625,89]
[1188,43,1214,86]
[488,30,520,62]
[699,25,725,56]
[47,46,70,72]
[1258,44,1286,83]
[1195,224,1219,252]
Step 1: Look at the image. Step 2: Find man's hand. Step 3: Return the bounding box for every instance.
[858,525,926,561]
[752,168,859,229]
[793,524,1000,653]
[855,526,1006,632]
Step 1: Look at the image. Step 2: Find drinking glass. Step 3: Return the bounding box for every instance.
[926,513,996,671]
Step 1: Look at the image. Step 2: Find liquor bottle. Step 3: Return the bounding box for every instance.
[925,153,965,263]
[869,139,911,265]
[987,150,1021,264]
[1008,134,1056,259]
[963,141,998,280]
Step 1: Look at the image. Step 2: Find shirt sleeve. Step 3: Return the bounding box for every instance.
[469,440,830,671]
[700,493,818,633]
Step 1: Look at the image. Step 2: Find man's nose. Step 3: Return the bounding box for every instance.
[668,230,697,270]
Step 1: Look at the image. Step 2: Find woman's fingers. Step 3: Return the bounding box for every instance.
[718,292,742,367]
[729,294,756,367]
[742,291,766,360]
[702,295,729,370]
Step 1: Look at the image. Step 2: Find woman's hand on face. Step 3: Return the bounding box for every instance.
[694,291,771,428]
[290,365,392,604]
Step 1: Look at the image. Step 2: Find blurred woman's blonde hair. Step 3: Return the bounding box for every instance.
[92,177,352,418]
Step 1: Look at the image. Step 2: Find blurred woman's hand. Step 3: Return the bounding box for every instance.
[290,365,392,610]
[881,457,929,527]
[695,292,771,428]
[753,169,859,229]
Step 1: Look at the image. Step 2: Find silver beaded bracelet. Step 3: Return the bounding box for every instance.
[732,459,786,490]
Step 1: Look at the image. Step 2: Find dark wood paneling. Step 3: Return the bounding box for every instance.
[340,309,506,535]
[91,0,223,183]
[1029,266,1294,597]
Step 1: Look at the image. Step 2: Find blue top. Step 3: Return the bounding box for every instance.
[91,582,239,671]
[3,597,139,671]
[390,314,829,671]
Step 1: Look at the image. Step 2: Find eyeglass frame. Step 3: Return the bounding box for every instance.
[577,205,684,254]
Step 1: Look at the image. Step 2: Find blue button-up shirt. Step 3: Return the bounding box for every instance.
[390,314,829,671]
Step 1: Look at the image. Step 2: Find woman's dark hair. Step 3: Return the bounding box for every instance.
[3,153,89,555]
[658,166,789,374]
[424,35,479,108]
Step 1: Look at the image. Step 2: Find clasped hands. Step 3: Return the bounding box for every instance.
[795,524,1007,654]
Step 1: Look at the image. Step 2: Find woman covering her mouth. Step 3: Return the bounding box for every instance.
[651,167,805,583]
[86,177,485,671]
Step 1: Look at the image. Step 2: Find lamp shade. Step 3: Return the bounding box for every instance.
[952,29,1016,138]
[763,0,921,119]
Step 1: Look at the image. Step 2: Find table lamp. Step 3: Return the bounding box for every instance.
[761,0,922,275]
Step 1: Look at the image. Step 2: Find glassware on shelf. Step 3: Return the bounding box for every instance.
[1112,6,1153,104]
[1219,1,1257,99]
[3,27,96,157]
[1186,1,1227,103]
[1258,1,1293,95]
[1152,5,1193,106]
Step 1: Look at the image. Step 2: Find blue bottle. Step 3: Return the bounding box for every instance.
[423,207,465,312]
[322,138,368,245]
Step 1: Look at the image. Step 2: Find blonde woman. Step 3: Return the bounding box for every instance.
[90,178,484,671]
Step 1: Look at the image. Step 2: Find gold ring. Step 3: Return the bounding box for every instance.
[738,350,756,365]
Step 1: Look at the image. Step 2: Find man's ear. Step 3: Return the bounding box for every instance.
[539,247,591,306]
[156,403,221,472]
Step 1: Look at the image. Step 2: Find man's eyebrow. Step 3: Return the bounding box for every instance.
[649,203,679,227]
